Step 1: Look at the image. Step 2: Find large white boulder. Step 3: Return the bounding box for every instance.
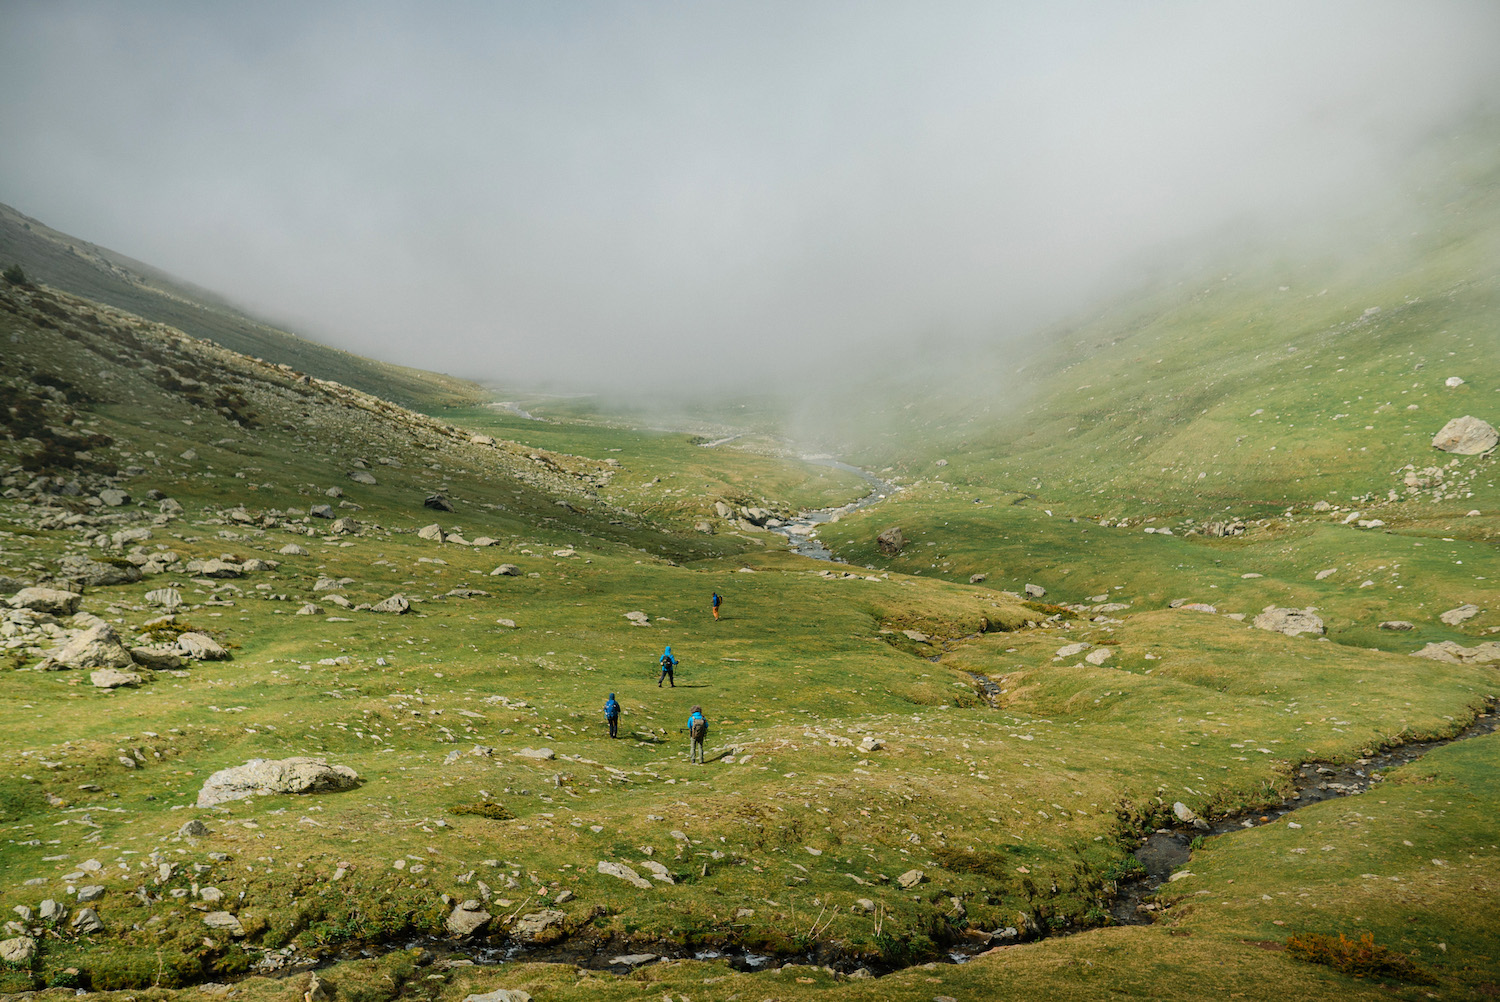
[196,757,360,806]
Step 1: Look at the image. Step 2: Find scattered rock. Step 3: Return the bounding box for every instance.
[1314,568,1337,581]
[638,860,675,883]
[876,526,905,555]
[38,899,65,922]
[1439,604,1480,626]
[1252,606,1325,637]
[196,757,360,806]
[1431,415,1498,455]
[511,909,566,944]
[897,869,925,889]
[597,860,652,889]
[446,900,492,937]
[8,587,82,615]
[858,736,885,753]
[331,517,360,535]
[1378,620,1416,631]
[1445,376,1466,388]
[371,594,411,615]
[902,629,930,643]
[91,668,144,689]
[177,632,230,660]
[624,611,650,626]
[199,558,242,578]
[202,911,245,936]
[59,554,141,586]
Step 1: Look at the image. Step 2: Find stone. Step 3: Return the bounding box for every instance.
[417,524,445,541]
[71,908,104,934]
[309,504,334,519]
[902,629,930,643]
[59,554,141,586]
[876,526,905,554]
[1055,642,1090,658]
[159,497,184,515]
[0,936,37,964]
[637,860,674,883]
[461,991,531,1002]
[1024,583,1046,598]
[177,632,230,660]
[91,668,144,689]
[145,587,183,610]
[490,564,520,576]
[552,889,573,904]
[471,537,498,547]
[597,860,652,889]
[1445,375,1466,388]
[425,494,455,512]
[202,911,245,936]
[446,900,491,937]
[1173,802,1209,831]
[511,908,566,944]
[52,621,136,670]
[495,618,517,629]
[1432,415,1498,455]
[714,501,734,518]
[969,573,987,584]
[858,736,885,753]
[9,587,82,615]
[1252,606,1325,637]
[279,543,309,556]
[1439,604,1480,626]
[38,899,65,922]
[1314,568,1338,581]
[112,527,152,547]
[470,434,495,446]
[132,647,185,670]
[331,517,360,535]
[199,559,242,578]
[295,603,324,616]
[371,594,410,615]
[180,820,210,837]
[897,869,925,889]
[1084,647,1112,665]
[347,470,378,485]
[1410,641,1500,665]
[199,887,224,903]
[610,954,657,967]
[196,757,360,807]
[76,885,106,903]
[514,747,555,761]
[1378,620,1416,631]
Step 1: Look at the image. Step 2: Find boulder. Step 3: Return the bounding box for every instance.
[197,757,360,806]
[1410,641,1500,665]
[241,559,273,572]
[1172,801,1209,831]
[91,668,144,689]
[372,594,410,615]
[1431,415,1498,455]
[714,501,733,518]
[446,900,492,937]
[597,860,651,889]
[0,936,36,965]
[511,908,566,945]
[179,820,210,837]
[1055,642,1089,658]
[111,527,152,547]
[279,543,309,556]
[309,504,334,519]
[1084,647,1112,665]
[58,554,140,586]
[515,747,555,761]
[144,588,182,610]
[9,587,82,615]
[132,647,185,670]
[177,632,230,660]
[1024,583,1046,598]
[1252,606,1325,637]
[51,621,136,670]
[1439,604,1480,626]
[202,911,245,936]
[347,470,378,485]
[417,524,445,541]
[76,885,106,902]
[425,494,456,512]
[1378,620,1416,631]
[471,537,499,547]
[71,908,105,934]
[470,434,495,446]
[159,497,184,515]
[331,517,359,535]
[199,559,242,578]
[876,526,905,554]
[490,564,520,577]
[969,573,987,584]
[897,869,925,889]
[462,991,532,1002]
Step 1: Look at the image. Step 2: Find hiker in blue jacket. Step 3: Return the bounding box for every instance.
[687,705,708,764]
[711,591,721,621]
[604,692,621,738]
[658,645,677,688]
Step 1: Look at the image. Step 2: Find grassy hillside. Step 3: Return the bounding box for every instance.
[0,202,484,410]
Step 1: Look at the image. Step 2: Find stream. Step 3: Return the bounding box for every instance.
[761,456,900,561]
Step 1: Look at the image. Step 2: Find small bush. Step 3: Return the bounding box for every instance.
[2,263,29,287]
[1286,931,1433,983]
[448,800,516,820]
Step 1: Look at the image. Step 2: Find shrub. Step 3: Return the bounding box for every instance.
[1285,931,1433,983]
[2,263,29,286]
[448,800,516,820]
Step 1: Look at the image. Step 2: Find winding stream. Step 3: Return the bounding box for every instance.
[762,456,900,561]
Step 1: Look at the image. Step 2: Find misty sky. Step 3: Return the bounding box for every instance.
[2,2,1498,392]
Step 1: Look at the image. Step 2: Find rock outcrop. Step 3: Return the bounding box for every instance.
[8,587,82,615]
[196,757,360,806]
[1252,606,1325,637]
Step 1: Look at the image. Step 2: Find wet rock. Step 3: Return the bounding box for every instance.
[897,868,925,889]
[371,594,410,614]
[1252,606,1325,637]
[196,757,360,806]
[1431,415,1498,455]
[597,860,652,889]
[876,526,905,554]
[177,632,230,660]
[9,587,82,615]
[511,908,566,944]
[1439,603,1480,626]
[446,900,491,937]
[202,911,245,936]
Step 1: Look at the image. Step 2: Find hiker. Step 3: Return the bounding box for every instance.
[658,645,677,687]
[688,704,708,764]
[603,691,621,738]
[711,591,721,621]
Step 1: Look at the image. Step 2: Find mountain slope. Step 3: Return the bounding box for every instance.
[0,201,483,410]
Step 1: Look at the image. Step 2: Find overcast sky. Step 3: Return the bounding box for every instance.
[2,1,1498,392]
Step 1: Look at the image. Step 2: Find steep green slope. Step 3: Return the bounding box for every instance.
[0,202,483,410]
